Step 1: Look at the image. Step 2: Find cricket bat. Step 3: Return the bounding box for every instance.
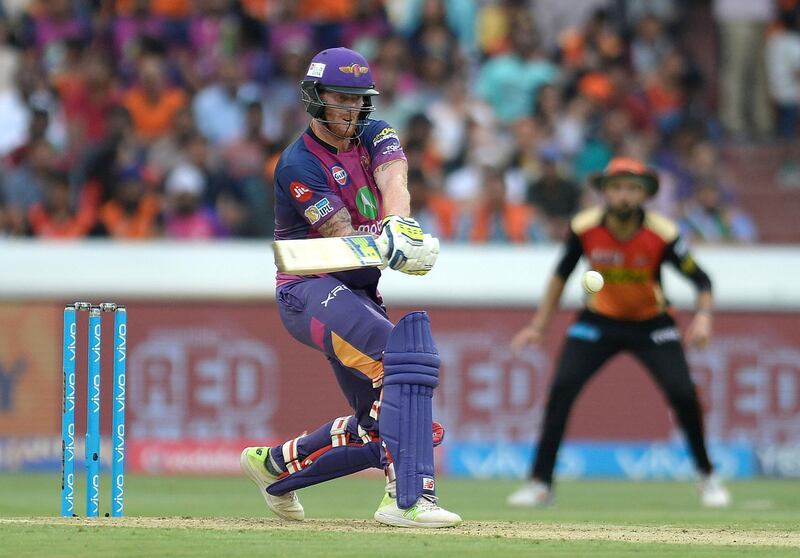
[273,235,388,274]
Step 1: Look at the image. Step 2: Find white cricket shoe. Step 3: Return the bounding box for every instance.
[507,480,554,507]
[374,493,462,528]
[240,447,305,520]
[698,474,731,508]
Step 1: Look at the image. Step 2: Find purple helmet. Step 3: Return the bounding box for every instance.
[300,47,379,124]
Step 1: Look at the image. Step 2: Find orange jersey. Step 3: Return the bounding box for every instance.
[123,87,187,141]
[556,207,711,321]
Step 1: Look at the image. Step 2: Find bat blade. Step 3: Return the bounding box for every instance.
[274,235,387,274]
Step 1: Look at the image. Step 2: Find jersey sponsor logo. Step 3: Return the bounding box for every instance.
[330,165,349,186]
[307,62,326,78]
[338,63,369,77]
[304,198,334,224]
[355,187,379,220]
[290,182,312,202]
[381,143,402,156]
[372,127,398,146]
[589,248,624,266]
[650,326,680,345]
[567,322,601,342]
[356,223,380,234]
[601,267,649,284]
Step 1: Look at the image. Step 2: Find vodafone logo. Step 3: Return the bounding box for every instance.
[331,166,348,186]
[290,182,312,202]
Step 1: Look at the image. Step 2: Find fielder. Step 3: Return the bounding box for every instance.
[240,47,461,528]
[507,157,731,508]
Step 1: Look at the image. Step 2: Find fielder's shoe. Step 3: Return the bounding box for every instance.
[374,493,462,528]
[507,479,554,507]
[698,474,731,508]
[240,447,304,520]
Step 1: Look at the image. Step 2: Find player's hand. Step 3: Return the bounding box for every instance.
[511,324,544,354]
[377,216,439,275]
[685,311,712,349]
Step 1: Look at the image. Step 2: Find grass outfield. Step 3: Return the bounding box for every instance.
[1,474,798,557]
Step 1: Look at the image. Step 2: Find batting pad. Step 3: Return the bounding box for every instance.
[380,311,440,509]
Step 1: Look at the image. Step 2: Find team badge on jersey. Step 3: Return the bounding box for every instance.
[330,165,349,186]
[304,198,334,224]
[290,182,312,202]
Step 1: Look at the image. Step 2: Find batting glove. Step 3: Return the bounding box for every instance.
[377,216,439,275]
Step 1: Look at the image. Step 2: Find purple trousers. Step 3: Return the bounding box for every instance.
[271,277,393,473]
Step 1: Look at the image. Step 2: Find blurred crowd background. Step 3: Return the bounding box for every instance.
[0,0,798,244]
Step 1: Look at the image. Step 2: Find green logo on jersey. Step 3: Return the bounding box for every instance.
[355,187,379,219]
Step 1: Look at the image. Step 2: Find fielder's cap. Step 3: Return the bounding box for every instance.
[590,157,659,196]
[166,163,205,196]
[304,47,379,96]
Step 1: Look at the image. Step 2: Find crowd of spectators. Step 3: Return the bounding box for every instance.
[0,0,777,244]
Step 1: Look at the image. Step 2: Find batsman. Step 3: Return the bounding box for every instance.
[240,47,461,528]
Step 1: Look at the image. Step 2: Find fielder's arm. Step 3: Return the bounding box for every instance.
[528,275,567,333]
[512,231,581,351]
[531,229,584,331]
[511,275,566,352]
[373,159,410,218]
[663,236,714,347]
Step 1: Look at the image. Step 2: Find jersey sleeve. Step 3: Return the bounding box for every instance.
[663,235,713,291]
[362,120,406,172]
[554,229,584,280]
[275,162,346,230]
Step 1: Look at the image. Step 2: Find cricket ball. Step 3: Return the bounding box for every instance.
[582,270,604,293]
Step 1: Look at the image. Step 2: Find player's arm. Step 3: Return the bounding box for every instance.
[318,208,357,237]
[664,236,714,348]
[373,159,410,217]
[368,122,410,218]
[368,125,436,275]
[512,231,582,353]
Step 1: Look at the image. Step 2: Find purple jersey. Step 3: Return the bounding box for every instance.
[274,119,405,287]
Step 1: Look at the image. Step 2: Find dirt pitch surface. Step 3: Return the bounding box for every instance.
[2,517,798,548]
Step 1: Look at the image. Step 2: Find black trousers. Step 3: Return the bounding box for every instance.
[531,310,713,484]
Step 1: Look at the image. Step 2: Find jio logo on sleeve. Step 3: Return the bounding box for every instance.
[290,182,312,202]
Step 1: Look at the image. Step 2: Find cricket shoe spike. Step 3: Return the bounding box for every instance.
[374,493,462,528]
[698,474,731,508]
[240,447,305,520]
[506,480,554,507]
